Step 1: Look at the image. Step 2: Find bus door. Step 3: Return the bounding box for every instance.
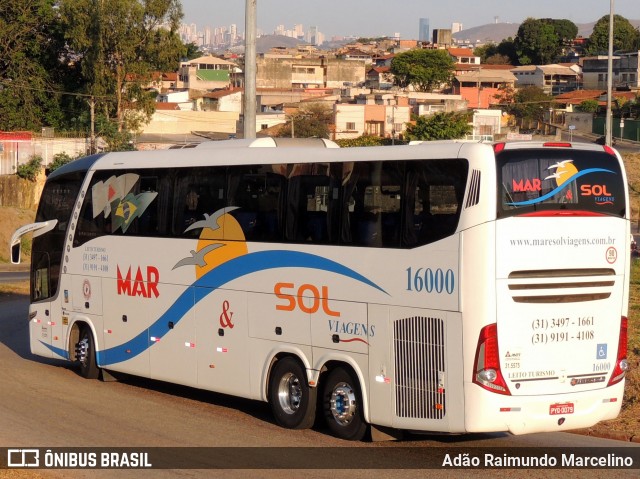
[29,249,55,357]
[196,289,250,397]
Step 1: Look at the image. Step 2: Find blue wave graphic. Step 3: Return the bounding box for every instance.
[87,250,386,366]
[41,342,69,359]
[507,168,615,206]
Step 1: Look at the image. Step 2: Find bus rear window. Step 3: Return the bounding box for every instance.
[496,149,626,218]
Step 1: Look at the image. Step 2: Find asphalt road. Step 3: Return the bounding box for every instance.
[0,271,28,284]
[559,130,640,154]
[0,294,638,479]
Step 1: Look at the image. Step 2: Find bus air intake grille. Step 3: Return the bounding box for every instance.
[393,316,446,419]
[507,268,615,303]
[465,169,481,208]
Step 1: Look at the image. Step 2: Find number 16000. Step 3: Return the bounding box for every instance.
[405,267,455,294]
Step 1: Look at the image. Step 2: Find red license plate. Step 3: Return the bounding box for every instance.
[549,402,574,415]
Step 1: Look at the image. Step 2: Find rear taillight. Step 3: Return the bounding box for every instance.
[473,323,511,395]
[608,316,629,387]
[493,142,506,153]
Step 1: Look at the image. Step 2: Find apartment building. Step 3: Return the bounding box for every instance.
[582,51,640,91]
[512,64,581,95]
[256,56,366,89]
[333,96,411,140]
[177,55,239,91]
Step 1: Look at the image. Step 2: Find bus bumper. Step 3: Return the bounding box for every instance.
[464,381,625,435]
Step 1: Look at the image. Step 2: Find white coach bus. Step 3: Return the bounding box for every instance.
[11,138,630,440]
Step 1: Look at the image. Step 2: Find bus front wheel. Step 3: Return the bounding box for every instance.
[268,357,317,429]
[76,326,100,380]
[323,367,367,441]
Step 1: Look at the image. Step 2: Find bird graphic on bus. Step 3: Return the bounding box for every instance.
[172,243,226,269]
[177,206,248,279]
[184,206,239,233]
[545,160,578,185]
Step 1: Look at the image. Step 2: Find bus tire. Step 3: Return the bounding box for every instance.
[76,326,100,380]
[323,367,367,441]
[269,357,317,430]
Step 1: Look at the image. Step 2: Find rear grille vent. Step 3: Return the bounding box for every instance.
[394,316,446,419]
[508,268,615,303]
[465,169,481,208]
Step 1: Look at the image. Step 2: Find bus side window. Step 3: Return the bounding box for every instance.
[285,163,337,244]
[406,159,468,247]
[172,167,226,237]
[342,161,403,248]
[134,176,160,236]
[228,165,286,242]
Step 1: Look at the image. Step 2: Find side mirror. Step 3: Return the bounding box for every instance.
[11,241,21,264]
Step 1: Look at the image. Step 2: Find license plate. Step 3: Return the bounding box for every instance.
[549,402,574,415]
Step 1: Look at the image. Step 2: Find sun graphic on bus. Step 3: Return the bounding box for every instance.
[544,160,578,186]
[172,207,248,279]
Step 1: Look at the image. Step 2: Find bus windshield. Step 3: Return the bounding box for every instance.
[496,148,626,218]
[31,173,84,302]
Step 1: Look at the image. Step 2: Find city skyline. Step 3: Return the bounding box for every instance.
[179,0,639,40]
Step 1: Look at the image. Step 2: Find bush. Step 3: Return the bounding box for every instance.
[16,155,43,182]
[48,152,74,172]
[335,135,387,147]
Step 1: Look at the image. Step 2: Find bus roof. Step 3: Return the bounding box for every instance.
[79,140,493,172]
[495,141,616,153]
[47,153,105,180]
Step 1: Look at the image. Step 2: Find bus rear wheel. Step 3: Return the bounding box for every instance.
[323,367,367,441]
[269,357,317,429]
[75,326,100,380]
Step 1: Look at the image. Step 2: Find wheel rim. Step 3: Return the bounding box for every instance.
[277,372,303,415]
[329,381,357,426]
[76,336,90,367]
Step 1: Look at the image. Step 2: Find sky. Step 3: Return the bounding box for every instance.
[179,0,639,39]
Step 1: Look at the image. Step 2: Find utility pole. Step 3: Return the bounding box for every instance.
[88,96,96,155]
[243,0,257,139]
[605,0,614,147]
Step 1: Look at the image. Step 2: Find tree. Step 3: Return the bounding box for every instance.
[183,42,202,60]
[514,18,577,65]
[474,43,499,63]
[577,99,600,113]
[276,104,332,139]
[390,49,455,92]
[59,0,185,136]
[404,112,472,141]
[496,38,518,65]
[548,19,579,44]
[0,1,64,130]
[588,14,640,54]
[501,86,554,123]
